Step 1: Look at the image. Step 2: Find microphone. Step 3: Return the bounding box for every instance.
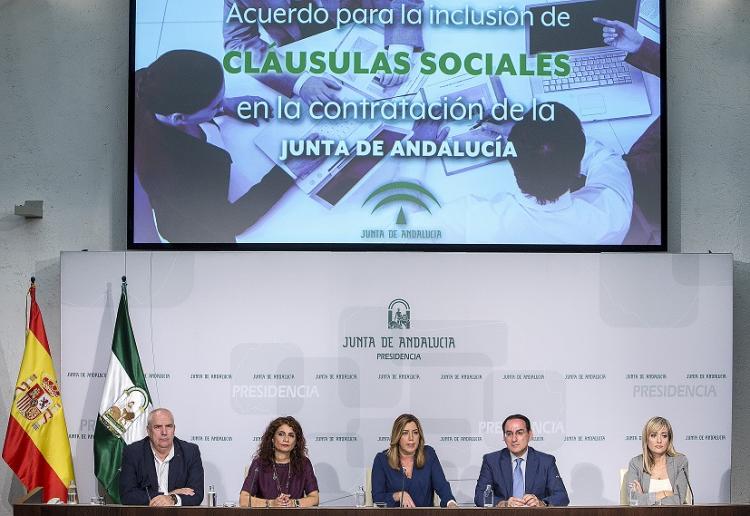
[679,464,694,505]
[319,493,356,505]
[248,467,260,501]
[399,467,407,508]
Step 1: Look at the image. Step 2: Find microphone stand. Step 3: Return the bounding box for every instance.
[400,467,407,508]
[319,493,357,505]
[680,465,695,505]
[248,467,259,508]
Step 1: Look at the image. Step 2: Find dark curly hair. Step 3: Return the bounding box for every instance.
[255,416,308,474]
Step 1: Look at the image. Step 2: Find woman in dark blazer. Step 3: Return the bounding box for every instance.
[371,414,456,507]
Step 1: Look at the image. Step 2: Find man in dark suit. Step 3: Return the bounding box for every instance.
[474,414,569,507]
[119,408,204,506]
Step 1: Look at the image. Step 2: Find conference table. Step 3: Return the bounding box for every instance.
[13,489,749,516]
[13,505,750,516]
[13,490,749,516]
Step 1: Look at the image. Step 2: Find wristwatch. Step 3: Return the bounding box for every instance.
[169,494,178,504]
[294,499,300,508]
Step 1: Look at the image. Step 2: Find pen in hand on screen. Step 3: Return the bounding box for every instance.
[470,117,513,140]
[470,115,492,130]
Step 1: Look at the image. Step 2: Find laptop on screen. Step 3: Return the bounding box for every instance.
[526,0,652,122]
[255,115,411,209]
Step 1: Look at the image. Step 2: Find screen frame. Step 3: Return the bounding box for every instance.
[127,0,667,252]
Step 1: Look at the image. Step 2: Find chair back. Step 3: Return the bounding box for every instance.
[365,467,373,506]
[619,468,629,505]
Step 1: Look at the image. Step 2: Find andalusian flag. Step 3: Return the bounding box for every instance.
[2,278,75,502]
[93,277,151,503]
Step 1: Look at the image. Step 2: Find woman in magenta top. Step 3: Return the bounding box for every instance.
[239,416,319,507]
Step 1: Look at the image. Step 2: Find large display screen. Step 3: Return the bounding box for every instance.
[128,0,665,250]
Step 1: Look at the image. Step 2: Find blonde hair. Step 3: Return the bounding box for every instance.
[386,414,426,470]
[641,416,678,474]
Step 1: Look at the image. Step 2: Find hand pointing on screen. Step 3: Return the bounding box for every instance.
[593,17,644,54]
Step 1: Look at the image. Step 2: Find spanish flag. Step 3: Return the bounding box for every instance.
[2,279,75,501]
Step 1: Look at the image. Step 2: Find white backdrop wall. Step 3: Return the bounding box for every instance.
[60,251,732,506]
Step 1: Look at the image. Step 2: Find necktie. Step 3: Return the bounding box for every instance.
[512,458,524,498]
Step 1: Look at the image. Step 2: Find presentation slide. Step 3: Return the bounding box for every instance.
[129,0,663,248]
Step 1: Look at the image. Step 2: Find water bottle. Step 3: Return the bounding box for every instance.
[483,484,494,507]
[354,485,366,507]
[628,483,638,506]
[207,485,217,507]
[67,480,79,505]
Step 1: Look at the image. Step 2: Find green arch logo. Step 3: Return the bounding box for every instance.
[362,181,441,225]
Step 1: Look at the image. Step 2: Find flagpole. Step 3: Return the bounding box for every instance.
[124,248,127,292]
[26,276,35,329]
